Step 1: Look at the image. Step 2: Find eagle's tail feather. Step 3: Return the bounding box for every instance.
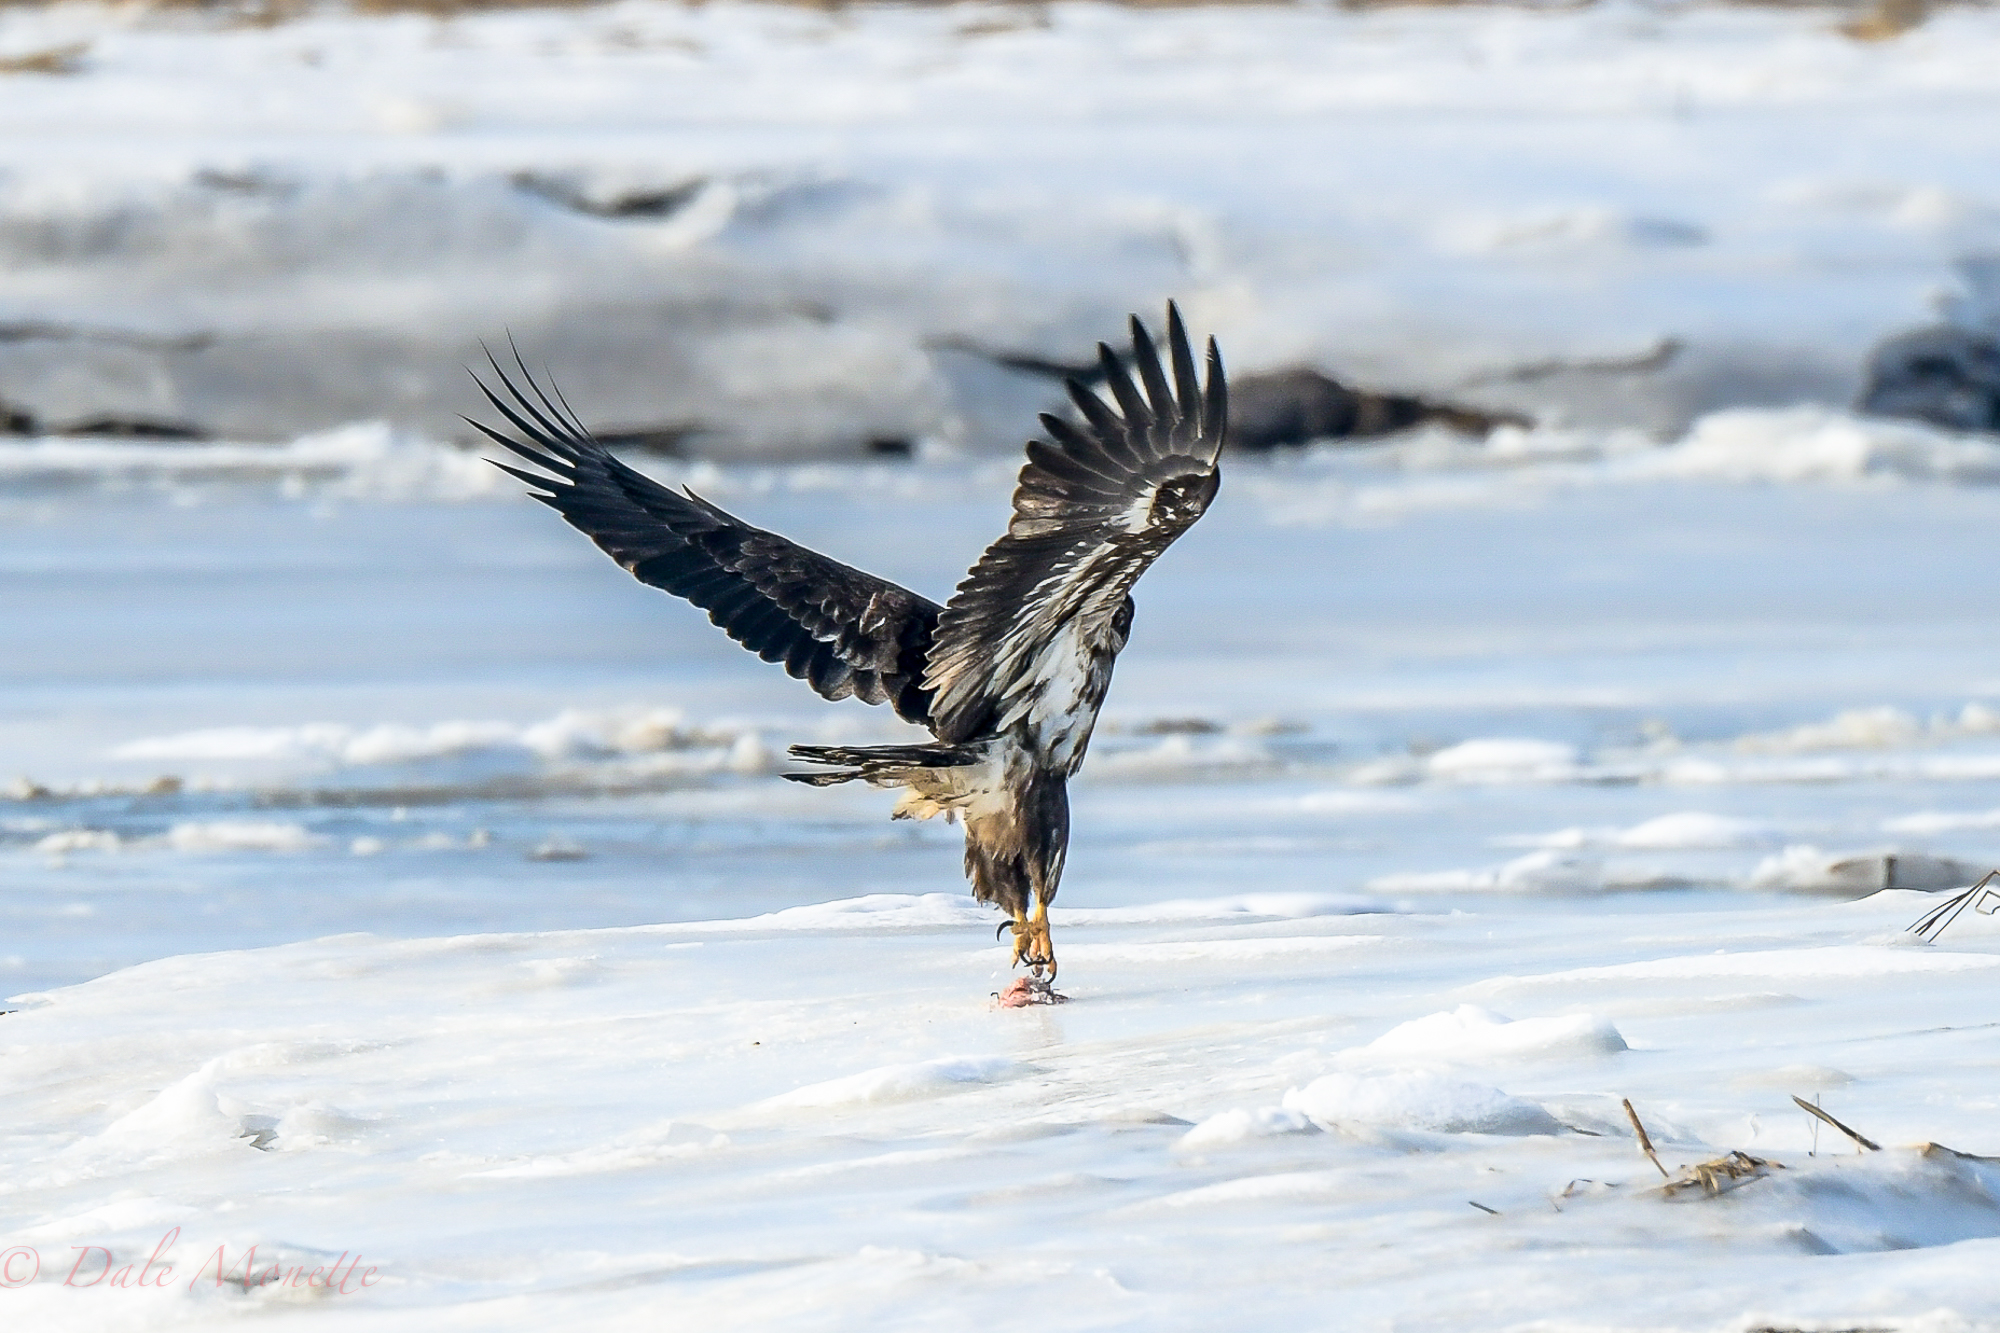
[783,742,982,787]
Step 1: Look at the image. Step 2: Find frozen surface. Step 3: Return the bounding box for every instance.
[7,2,2000,1329]
[8,437,2000,1328]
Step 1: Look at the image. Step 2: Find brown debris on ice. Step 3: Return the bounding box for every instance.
[995,977,1068,1008]
[1661,1150,1779,1198]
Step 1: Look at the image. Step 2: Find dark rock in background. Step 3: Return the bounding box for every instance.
[0,395,208,442]
[941,338,1532,452]
[510,172,707,222]
[1226,368,1531,451]
[1858,325,2000,433]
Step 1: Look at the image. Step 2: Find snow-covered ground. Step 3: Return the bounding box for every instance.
[6,889,2000,1331]
[9,1,2000,1329]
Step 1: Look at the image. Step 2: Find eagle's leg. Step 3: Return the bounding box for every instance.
[1014,772,1068,981]
[1009,898,1056,981]
[969,766,1066,984]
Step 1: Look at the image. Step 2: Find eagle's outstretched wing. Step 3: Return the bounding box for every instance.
[469,352,940,727]
[923,305,1226,744]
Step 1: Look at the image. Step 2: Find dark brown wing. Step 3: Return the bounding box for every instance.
[469,350,939,727]
[923,304,1226,743]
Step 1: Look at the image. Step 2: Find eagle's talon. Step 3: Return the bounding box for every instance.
[1008,904,1056,981]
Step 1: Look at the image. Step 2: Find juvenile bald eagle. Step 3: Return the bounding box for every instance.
[471,306,1226,983]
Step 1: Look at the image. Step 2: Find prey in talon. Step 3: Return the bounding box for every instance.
[470,306,1227,989]
[996,976,1068,1008]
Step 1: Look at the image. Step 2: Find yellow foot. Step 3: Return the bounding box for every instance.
[1007,902,1057,982]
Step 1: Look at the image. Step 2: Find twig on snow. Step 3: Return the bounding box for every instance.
[1792,1095,1880,1152]
[1907,869,2000,943]
[1622,1098,1671,1179]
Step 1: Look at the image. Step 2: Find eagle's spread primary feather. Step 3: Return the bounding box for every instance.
[472,306,1226,981]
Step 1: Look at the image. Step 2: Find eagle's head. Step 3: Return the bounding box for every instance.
[1151,463,1221,533]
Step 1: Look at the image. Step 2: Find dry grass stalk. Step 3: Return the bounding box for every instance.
[1338,0,1578,9]
[94,0,601,22]
[1661,1149,1776,1197]
[0,41,88,75]
[347,0,602,15]
[1792,1095,1880,1152]
[1621,1098,1670,1180]
[1907,868,2000,943]
[1917,1142,2000,1164]
[1839,0,1933,41]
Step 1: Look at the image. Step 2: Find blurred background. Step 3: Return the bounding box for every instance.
[10,0,2000,995]
[4,0,1998,456]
